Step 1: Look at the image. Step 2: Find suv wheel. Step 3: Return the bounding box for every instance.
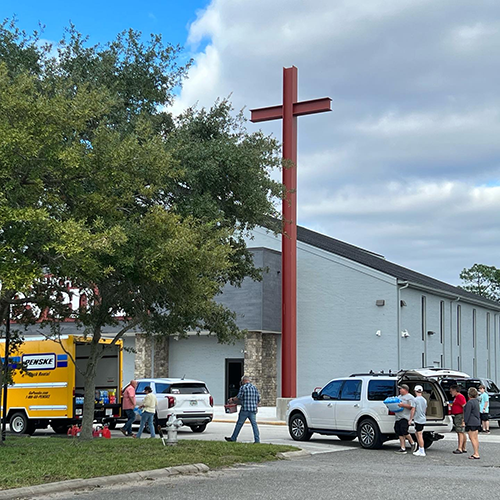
[357,418,383,449]
[289,413,312,441]
[190,424,207,433]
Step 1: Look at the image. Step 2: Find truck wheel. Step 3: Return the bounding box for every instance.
[51,422,70,434]
[190,424,207,433]
[103,419,117,430]
[357,418,383,449]
[423,435,433,449]
[10,412,35,435]
[289,412,313,441]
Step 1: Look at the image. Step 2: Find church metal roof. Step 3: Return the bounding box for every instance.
[297,225,500,310]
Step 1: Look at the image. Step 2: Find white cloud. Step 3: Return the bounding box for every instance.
[173,0,500,285]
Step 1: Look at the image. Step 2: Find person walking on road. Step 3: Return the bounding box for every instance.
[225,376,261,444]
[479,384,490,434]
[464,387,481,460]
[121,380,137,437]
[411,385,427,457]
[133,386,158,439]
[394,384,417,454]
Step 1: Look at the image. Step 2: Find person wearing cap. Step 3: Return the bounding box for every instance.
[394,384,417,454]
[411,385,427,457]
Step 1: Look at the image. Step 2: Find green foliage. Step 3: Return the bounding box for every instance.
[459,264,500,302]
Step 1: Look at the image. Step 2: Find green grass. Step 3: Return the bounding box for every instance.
[0,436,298,490]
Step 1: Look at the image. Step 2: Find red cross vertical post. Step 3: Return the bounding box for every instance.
[250,66,331,398]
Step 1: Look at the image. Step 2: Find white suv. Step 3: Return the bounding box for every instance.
[135,378,213,432]
[286,369,461,449]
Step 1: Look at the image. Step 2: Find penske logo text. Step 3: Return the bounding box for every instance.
[22,354,56,370]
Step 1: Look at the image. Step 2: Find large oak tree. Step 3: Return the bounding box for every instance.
[0,22,282,439]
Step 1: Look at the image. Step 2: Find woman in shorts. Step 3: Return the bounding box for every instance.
[464,387,481,460]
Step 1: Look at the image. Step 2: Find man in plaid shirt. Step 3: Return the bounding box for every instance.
[225,376,261,443]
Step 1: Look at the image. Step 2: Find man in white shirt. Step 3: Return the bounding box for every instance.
[411,385,427,457]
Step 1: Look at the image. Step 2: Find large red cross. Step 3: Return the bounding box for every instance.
[250,66,331,398]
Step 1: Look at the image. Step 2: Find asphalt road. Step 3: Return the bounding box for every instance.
[30,423,500,500]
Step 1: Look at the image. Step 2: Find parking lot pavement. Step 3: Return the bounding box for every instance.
[166,421,358,455]
[41,435,500,500]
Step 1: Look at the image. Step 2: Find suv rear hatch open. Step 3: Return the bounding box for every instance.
[397,369,467,422]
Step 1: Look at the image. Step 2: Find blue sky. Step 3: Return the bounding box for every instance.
[2,0,500,285]
[1,0,210,49]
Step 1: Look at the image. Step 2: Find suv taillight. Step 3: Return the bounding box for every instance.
[167,396,176,408]
[209,396,214,407]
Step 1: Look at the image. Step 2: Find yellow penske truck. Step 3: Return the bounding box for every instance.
[1,335,122,435]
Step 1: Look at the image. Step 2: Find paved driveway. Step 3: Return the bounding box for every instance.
[37,432,500,500]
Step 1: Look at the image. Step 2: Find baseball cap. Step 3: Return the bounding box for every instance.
[398,384,409,391]
[414,385,423,393]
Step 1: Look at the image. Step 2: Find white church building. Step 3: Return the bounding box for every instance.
[121,225,500,405]
[19,224,500,406]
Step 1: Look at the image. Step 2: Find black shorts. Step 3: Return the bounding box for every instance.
[480,413,490,422]
[415,423,425,432]
[465,425,481,432]
[394,419,409,436]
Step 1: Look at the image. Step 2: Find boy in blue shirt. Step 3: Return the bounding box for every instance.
[479,385,490,434]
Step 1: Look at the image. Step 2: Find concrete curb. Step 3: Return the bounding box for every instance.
[276,449,311,460]
[0,463,210,500]
[212,418,286,426]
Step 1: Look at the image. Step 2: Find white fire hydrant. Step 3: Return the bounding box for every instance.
[163,413,183,446]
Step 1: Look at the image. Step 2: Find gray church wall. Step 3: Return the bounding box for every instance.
[215,248,281,332]
[295,243,399,396]
[400,287,499,380]
[168,335,245,405]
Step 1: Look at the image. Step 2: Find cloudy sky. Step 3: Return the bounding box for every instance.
[5,0,500,286]
[172,0,500,286]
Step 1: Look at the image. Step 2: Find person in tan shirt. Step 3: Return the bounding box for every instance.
[133,386,158,439]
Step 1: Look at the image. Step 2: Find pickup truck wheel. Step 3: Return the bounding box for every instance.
[52,422,70,434]
[103,419,117,430]
[10,412,35,435]
[190,424,207,433]
[289,413,312,441]
[423,435,433,449]
[338,435,356,441]
[357,419,383,449]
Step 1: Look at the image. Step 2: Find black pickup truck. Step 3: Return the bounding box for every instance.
[440,377,500,425]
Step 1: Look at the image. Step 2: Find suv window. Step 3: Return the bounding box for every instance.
[340,380,361,401]
[368,379,396,401]
[170,383,209,395]
[136,381,151,394]
[155,383,171,394]
[320,380,343,400]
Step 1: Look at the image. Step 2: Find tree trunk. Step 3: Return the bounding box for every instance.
[80,334,103,441]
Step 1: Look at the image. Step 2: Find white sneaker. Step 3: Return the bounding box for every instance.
[413,450,426,457]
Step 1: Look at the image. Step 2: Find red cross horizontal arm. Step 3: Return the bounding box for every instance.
[250,97,332,123]
[250,66,331,399]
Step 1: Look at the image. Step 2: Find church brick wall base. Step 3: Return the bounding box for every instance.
[244,331,278,406]
[134,334,169,379]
